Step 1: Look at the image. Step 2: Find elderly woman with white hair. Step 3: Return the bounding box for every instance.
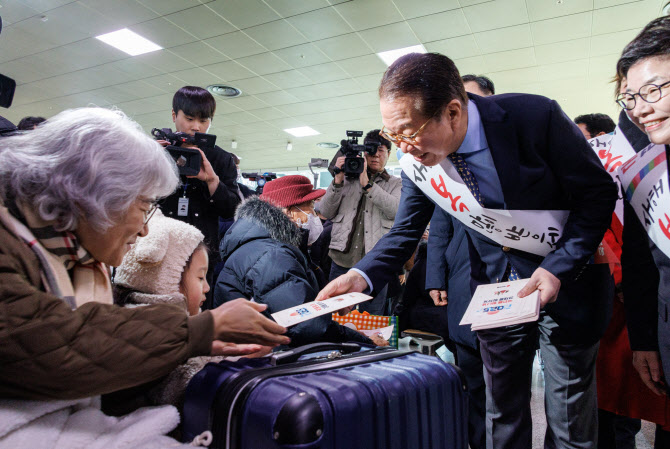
[0,108,288,447]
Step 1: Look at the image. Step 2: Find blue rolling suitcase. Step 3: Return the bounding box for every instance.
[183,342,468,449]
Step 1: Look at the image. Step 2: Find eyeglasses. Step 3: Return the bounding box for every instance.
[616,80,670,110]
[379,115,434,146]
[139,199,159,225]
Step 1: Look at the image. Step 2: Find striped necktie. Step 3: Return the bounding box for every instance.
[447,153,519,281]
[447,153,484,205]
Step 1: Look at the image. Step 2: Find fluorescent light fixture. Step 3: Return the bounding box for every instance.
[286,142,293,151]
[377,44,427,66]
[284,126,320,137]
[95,28,162,56]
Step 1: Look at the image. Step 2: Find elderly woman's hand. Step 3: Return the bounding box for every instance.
[210,341,265,356]
[369,334,389,347]
[210,298,290,348]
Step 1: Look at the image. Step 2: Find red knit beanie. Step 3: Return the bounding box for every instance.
[260,175,325,208]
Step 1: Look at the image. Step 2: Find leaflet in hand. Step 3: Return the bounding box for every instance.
[459,279,540,331]
[271,293,372,327]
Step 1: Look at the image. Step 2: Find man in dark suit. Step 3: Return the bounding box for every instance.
[317,53,617,449]
[426,210,485,449]
[421,72,497,449]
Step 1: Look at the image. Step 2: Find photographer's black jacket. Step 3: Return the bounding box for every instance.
[159,144,240,262]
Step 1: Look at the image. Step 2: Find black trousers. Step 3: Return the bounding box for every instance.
[454,342,486,449]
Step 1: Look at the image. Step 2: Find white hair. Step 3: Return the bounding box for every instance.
[0,107,179,232]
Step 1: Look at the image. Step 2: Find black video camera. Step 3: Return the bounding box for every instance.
[151,128,217,176]
[334,130,379,178]
[242,172,277,194]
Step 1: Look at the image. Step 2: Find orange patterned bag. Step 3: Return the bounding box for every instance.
[332,310,398,348]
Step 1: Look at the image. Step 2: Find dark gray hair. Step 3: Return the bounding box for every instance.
[379,52,468,119]
[461,74,495,96]
[615,15,670,96]
[0,107,179,232]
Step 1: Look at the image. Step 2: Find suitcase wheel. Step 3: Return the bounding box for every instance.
[272,391,324,445]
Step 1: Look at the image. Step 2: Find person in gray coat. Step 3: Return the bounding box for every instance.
[316,130,402,315]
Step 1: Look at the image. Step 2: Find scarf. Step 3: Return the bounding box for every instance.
[0,202,112,309]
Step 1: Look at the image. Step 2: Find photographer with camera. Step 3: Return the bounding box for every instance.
[316,130,401,315]
[157,86,241,309]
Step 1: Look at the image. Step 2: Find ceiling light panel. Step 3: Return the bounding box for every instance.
[284,126,320,137]
[376,45,427,66]
[95,28,162,56]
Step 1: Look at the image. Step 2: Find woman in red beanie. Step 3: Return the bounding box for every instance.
[213,175,388,347]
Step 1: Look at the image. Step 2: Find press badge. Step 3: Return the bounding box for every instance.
[177,197,189,216]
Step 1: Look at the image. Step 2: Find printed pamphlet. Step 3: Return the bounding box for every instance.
[459,279,540,331]
[272,292,372,327]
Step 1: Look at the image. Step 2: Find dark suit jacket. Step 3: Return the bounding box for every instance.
[426,209,477,348]
[356,93,617,344]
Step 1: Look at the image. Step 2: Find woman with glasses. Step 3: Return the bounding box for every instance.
[0,108,288,444]
[618,15,670,411]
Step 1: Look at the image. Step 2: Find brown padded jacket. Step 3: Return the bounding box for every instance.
[0,219,214,400]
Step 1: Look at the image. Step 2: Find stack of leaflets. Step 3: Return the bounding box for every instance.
[459,279,541,331]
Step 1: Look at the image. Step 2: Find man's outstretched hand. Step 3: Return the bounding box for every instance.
[316,270,368,315]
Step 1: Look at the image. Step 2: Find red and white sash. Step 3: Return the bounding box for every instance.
[399,154,568,257]
[618,143,670,259]
[399,126,635,258]
[588,126,636,223]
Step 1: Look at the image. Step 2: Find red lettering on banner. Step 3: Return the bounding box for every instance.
[620,155,638,174]
[610,161,623,172]
[659,214,670,240]
[598,150,624,173]
[431,175,469,212]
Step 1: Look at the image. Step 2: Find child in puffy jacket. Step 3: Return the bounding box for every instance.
[114,209,210,318]
[106,210,266,416]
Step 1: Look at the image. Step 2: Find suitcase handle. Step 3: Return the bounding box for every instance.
[270,342,362,365]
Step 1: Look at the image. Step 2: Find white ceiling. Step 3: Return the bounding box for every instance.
[0,0,666,170]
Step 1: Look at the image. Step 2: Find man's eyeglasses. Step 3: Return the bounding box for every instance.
[616,80,670,110]
[379,115,434,146]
